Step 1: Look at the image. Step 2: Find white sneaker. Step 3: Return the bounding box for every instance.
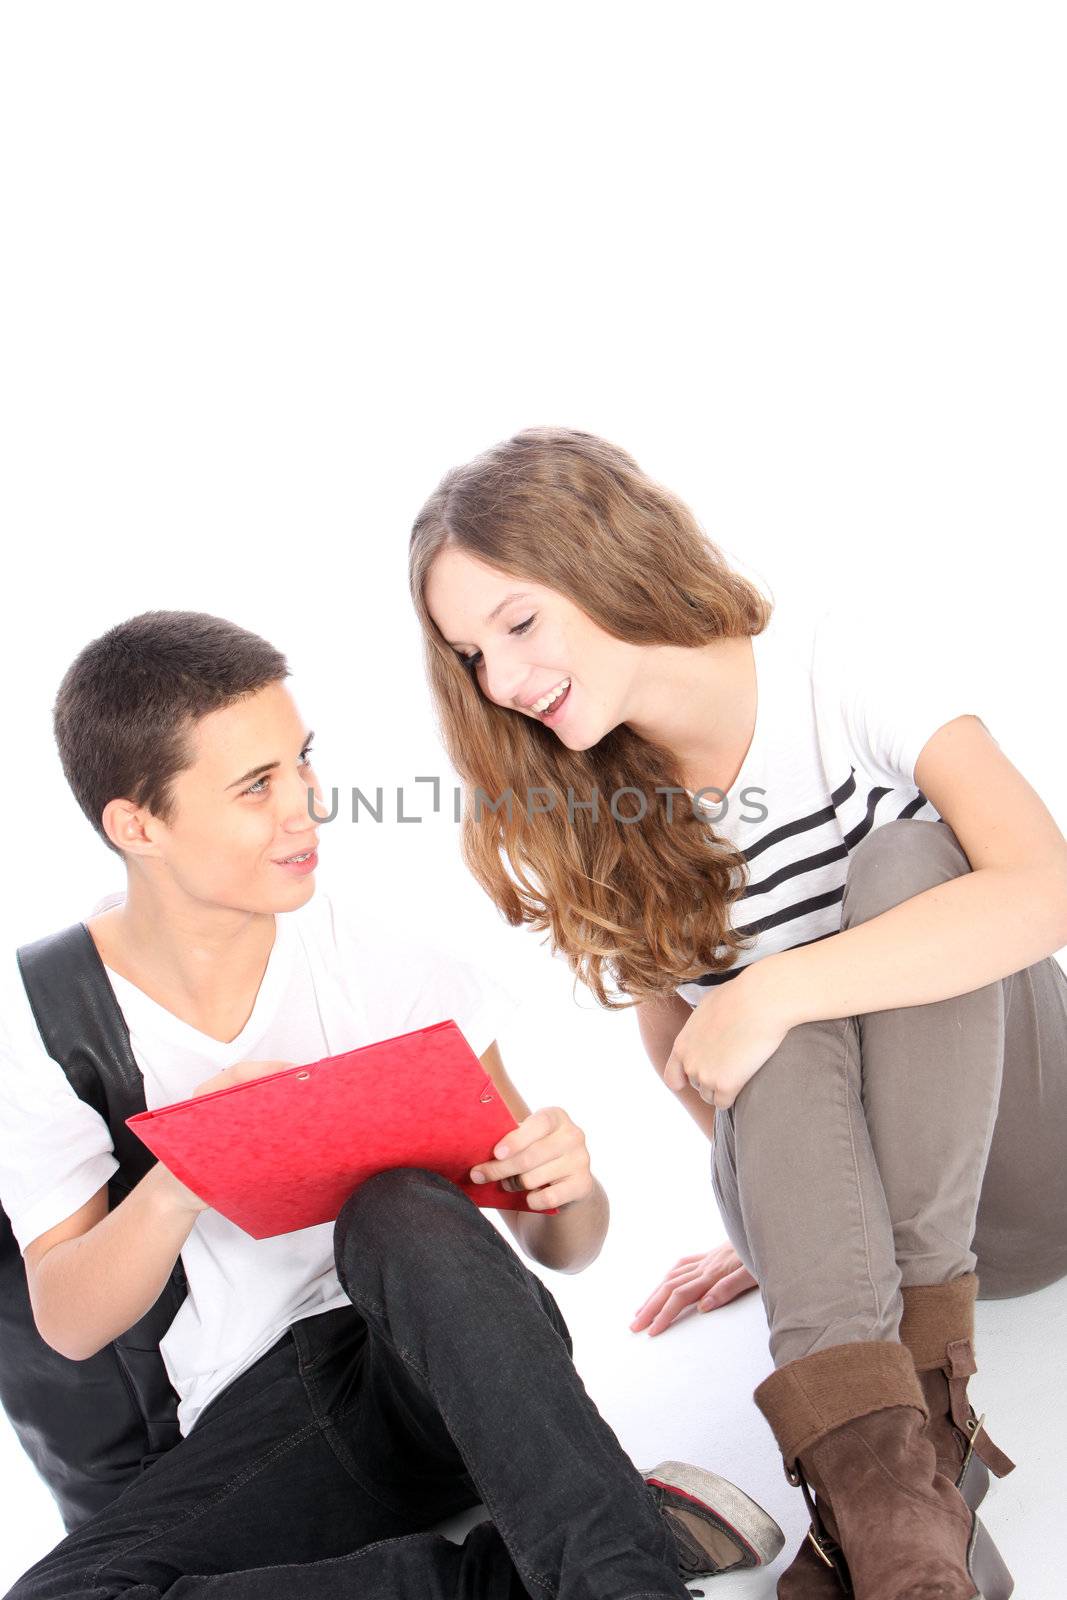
[642,1459,785,1582]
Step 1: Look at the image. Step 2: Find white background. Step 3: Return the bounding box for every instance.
[1,4,1065,1595]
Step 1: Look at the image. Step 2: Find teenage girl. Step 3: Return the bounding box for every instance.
[409,427,1067,1600]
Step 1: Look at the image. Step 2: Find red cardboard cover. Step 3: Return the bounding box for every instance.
[125,1019,531,1239]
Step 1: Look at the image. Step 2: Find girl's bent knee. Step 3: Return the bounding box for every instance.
[843,818,970,925]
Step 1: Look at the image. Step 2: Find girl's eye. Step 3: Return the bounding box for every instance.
[459,616,535,673]
[243,745,314,797]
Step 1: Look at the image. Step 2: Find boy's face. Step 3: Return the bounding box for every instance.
[143,682,322,915]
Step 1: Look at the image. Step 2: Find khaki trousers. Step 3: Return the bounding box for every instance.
[711,819,1067,1367]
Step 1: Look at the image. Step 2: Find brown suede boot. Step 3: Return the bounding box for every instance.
[900,1276,1015,1511]
[754,1340,1014,1600]
[775,1532,846,1599]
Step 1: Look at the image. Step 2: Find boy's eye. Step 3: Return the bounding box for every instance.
[242,745,314,797]
[458,615,535,673]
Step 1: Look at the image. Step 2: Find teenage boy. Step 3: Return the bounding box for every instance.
[0,611,783,1600]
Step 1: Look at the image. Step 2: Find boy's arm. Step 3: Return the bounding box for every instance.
[24,1162,203,1362]
[24,1042,607,1355]
[23,1057,291,1361]
[472,1041,610,1275]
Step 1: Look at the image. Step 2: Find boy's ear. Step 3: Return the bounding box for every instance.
[100,797,161,858]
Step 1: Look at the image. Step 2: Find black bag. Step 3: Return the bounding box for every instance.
[0,923,187,1532]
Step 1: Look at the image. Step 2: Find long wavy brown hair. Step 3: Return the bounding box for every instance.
[409,427,774,1007]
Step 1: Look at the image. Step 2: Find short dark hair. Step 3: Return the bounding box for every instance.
[54,611,290,853]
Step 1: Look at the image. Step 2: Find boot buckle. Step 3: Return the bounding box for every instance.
[961,1410,985,1473]
[806,1526,837,1569]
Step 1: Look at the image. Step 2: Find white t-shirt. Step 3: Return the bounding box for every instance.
[676,602,983,1006]
[0,891,515,1436]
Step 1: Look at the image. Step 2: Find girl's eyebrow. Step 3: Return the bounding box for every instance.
[226,730,315,790]
[445,593,531,648]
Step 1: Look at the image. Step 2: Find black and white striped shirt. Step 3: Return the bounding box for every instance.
[676,603,977,1006]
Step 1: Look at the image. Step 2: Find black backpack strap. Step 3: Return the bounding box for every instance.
[0,920,187,1530]
[16,923,156,1184]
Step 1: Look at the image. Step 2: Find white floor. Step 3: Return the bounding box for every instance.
[5,1237,1064,1598]
[3,990,1065,1596]
[435,1265,1067,1600]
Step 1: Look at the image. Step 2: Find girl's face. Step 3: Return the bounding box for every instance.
[425,548,643,750]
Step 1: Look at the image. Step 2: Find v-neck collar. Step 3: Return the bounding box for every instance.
[102,913,296,1063]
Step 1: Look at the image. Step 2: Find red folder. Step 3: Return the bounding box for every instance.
[125,1020,532,1239]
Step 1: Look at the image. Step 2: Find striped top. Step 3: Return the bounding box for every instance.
[675,603,979,1007]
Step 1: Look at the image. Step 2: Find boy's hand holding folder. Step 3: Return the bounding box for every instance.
[126,1020,578,1238]
[469,1104,594,1212]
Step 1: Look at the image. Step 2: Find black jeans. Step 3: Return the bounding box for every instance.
[6,1169,689,1600]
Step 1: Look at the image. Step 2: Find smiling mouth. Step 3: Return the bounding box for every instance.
[528,678,571,716]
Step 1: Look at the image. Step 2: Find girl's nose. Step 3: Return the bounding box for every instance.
[482,648,525,708]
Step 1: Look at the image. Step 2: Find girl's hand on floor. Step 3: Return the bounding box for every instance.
[663,965,792,1107]
[469,1107,594,1211]
[631,1243,758,1335]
